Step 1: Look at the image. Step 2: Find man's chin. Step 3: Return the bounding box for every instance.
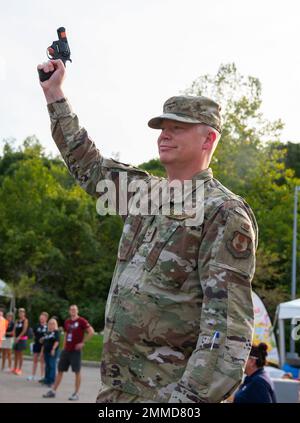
[159,152,177,165]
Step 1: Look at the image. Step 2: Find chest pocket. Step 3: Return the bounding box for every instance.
[145,217,202,290]
[117,214,155,262]
[117,214,144,261]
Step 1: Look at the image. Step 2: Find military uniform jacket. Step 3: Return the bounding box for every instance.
[47,98,258,403]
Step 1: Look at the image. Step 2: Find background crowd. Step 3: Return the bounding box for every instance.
[0,305,94,401]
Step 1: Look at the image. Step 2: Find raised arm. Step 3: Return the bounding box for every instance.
[37,60,150,216]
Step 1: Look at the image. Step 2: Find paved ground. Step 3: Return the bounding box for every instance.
[0,359,101,403]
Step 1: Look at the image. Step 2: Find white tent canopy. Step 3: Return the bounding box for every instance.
[276,298,300,367]
[0,279,15,313]
[0,279,13,298]
[278,299,300,319]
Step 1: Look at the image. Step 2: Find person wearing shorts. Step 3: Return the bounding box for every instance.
[27,311,49,382]
[12,308,29,375]
[1,312,14,371]
[0,310,8,349]
[43,305,94,401]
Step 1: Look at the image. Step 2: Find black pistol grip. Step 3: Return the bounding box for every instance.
[38,68,55,82]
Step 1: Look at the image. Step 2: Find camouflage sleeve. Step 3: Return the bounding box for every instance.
[168,200,257,403]
[47,98,149,215]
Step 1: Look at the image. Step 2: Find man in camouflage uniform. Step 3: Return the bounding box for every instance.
[38,59,258,403]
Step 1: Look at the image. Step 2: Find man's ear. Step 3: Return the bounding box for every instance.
[202,131,217,150]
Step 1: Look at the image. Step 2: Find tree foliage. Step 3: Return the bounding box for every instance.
[0,138,122,329]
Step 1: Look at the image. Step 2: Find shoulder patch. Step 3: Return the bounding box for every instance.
[214,207,256,278]
[226,231,252,259]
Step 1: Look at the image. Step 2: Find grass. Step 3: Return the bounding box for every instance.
[81,333,103,361]
[24,333,103,362]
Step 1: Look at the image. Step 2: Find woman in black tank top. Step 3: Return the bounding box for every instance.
[13,308,29,375]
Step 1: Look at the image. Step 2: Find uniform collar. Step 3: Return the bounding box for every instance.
[161,168,213,217]
[191,167,213,183]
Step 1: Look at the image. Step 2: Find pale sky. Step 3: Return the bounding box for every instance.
[0,0,299,165]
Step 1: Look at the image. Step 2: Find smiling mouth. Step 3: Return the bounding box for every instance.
[159,145,177,150]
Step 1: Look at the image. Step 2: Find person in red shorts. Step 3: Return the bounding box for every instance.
[43,304,94,401]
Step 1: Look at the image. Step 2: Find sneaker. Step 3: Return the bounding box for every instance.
[27,375,34,381]
[39,378,46,384]
[10,368,17,374]
[43,390,56,398]
[14,369,22,376]
[68,392,79,401]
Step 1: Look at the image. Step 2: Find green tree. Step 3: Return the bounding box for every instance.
[0,137,122,329]
[284,142,300,179]
[139,158,166,177]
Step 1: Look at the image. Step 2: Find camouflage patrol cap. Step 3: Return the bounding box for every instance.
[148,95,222,133]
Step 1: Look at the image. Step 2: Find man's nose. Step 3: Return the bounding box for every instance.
[160,128,172,139]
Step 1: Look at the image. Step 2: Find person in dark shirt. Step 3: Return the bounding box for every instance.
[12,308,29,376]
[43,304,94,401]
[27,311,49,382]
[42,318,60,386]
[234,342,277,403]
